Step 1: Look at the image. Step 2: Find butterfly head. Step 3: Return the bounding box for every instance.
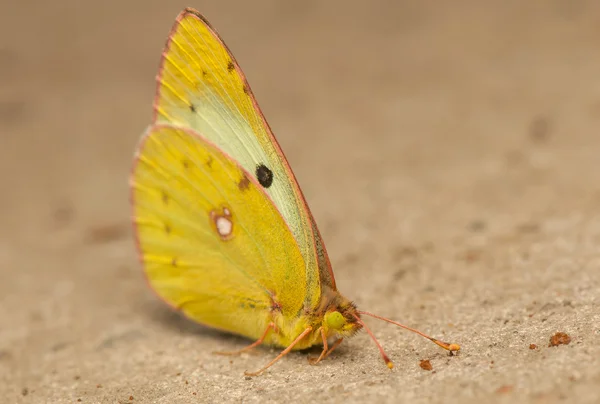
[322,301,362,338]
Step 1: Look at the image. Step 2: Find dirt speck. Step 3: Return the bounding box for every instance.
[468,220,487,232]
[85,223,129,244]
[529,344,538,350]
[460,249,484,263]
[516,222,540,235]
[0,350,11,360]
[419,359,433,371]
[529,116,551,143]
[0,100,27,127]
[549,332,571,347]
[496,385,514,394]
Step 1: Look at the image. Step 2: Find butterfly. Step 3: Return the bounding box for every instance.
[130,7,460,376]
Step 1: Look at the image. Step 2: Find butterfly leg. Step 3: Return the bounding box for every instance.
[307,328,327,365]
[244,326,313,376]
[308,328,343,365]
[213,322,276,356]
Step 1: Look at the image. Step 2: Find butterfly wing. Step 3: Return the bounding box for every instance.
[152,8,336,310]
[131,124,307,339]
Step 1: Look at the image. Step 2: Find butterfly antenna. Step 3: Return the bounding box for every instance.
[358,310,460,352]
[352,313,394,369]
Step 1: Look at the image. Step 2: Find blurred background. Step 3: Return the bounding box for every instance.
[2,1,599,402]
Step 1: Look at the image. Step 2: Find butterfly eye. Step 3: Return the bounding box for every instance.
[324,311,346,330]
[256,164,273,188]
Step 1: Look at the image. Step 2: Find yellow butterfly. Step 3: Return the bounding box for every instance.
[131,7,459,376]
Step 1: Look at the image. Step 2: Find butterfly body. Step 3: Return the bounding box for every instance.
[131,8,458,375]
[256,287,361,351]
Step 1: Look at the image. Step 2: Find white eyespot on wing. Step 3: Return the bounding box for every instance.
[216,216,233,238]
[210,206,234,240]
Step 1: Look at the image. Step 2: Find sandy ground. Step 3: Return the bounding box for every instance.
[2,1,600,403]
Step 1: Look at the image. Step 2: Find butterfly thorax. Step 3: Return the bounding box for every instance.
[269,286,363,351]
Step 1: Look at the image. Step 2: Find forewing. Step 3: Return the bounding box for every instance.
[153,8,337,306]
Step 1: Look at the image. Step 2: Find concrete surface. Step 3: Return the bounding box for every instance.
[1,1,599,403]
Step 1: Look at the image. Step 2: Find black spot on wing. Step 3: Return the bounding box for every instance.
[256,164,273,188]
